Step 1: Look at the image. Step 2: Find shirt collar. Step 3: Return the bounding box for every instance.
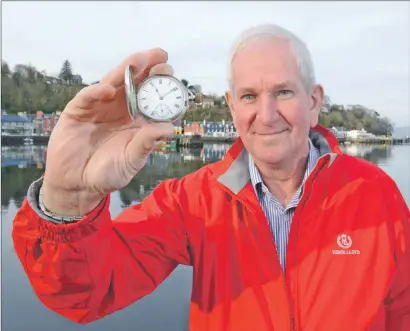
[248,138,320,195]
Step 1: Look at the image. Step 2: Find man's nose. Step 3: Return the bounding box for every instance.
[257,94,278,125]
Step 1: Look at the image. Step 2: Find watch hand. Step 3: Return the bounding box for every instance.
[150,82,160,96]
[161,87,178,99]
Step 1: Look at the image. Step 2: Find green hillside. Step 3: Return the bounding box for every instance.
[1,59,87,115]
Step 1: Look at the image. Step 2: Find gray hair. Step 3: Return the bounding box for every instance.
[227,24,316,93]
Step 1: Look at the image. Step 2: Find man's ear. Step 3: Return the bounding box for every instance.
[225,91,232,107]
[225,91,236,120]
[309,84,324,127]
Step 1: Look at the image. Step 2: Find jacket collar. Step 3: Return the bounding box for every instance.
[213,124,342,196]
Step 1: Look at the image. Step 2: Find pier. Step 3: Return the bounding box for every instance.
[2,133,409,148]
[172,135,204,148]
[1,134,50,145]
[171,135,409,147]
[344,136,410,145]
[172,134,236,147]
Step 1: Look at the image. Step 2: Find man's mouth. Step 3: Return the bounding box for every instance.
[255,129,288,135]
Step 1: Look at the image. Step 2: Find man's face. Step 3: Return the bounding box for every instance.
[226,37,323,166]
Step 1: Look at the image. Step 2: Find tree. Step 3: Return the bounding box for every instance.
[321,94,332,113]
[12,64,41,83]
[193,84,202,93]
[181,78,188,86]
[1,59,86,114]
[181,78,196,91]
[213,96,223,106]
[329,104,345,112]
[1,73,14,110]
[26,65,39,84]
[327,111,343,127]
[59,60,73,84]
[181,78,201,104]
[370,117,394,136]
[1,60,11,75]
[380,117,394,136]
[350,105,367,120]
[12,71,24,88]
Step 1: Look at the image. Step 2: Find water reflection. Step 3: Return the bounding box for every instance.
[118,143,232,207]
[1,142,408,331]
[0,143,396,210]
[340,143,392,165]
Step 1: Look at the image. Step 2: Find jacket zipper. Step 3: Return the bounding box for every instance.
[283,154,331,331]
[215,153,333,331]
[285,274,296,331]
[216,179,296,329]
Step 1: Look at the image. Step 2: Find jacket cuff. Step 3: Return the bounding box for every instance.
[26,177,111,243]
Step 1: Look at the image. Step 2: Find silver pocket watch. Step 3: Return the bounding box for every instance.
[124,65,202,123]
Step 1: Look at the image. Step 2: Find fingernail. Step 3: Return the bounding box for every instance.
[157,48,168,57]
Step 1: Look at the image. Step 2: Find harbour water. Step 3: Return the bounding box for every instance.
[2,143,409,331]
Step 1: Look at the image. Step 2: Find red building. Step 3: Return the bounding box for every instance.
[183,122,204,136]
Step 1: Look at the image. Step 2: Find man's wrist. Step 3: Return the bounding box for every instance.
[39,186,85,222]
[24,177,107,225]
[41,182,105,219]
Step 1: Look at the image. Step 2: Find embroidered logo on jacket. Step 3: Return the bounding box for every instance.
[332,234,361,255]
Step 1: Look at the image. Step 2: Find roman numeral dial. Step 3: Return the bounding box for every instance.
[136,75,188,122]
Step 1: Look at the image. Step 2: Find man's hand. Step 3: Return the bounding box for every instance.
[42,48,175,217]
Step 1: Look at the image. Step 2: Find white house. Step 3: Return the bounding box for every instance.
[202,98,215,108]
[1,113,33,135]
[331,127,349,139]
[346,129,374,139]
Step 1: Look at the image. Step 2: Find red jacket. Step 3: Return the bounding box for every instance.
[12,125,410,331]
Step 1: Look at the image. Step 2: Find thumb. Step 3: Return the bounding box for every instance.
[125,122,174,169]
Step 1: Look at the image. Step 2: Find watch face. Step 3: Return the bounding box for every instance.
[136,75,188,122]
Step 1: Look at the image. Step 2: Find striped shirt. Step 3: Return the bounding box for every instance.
[248,139,320,271]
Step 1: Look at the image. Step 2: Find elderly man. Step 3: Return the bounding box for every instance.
[12,24,409,331]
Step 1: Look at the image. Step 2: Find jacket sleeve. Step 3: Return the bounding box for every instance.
[383,173,410,330]
[12,176,192,324]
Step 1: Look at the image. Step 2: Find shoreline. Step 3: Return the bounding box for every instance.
[1,134,409,147]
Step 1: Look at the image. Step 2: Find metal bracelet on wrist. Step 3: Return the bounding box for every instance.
[39,186,84,223]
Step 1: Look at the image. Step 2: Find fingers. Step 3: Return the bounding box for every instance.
[148,63,174,77]
[100,48,168,88]
[125,122,174,167]
[69,54,174,113]
[69,84,116,109]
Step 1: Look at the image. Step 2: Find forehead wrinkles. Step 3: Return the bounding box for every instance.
[231,40,299,92]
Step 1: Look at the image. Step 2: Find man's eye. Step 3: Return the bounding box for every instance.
[241,94,255,101]
[277,90,293,97]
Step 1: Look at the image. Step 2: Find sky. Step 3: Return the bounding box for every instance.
[2,1,409,126]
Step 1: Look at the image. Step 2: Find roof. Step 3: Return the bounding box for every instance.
[1,115,32,123]
[204,121,234,125]
[25,114,36,121]
[332,126,347,132]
